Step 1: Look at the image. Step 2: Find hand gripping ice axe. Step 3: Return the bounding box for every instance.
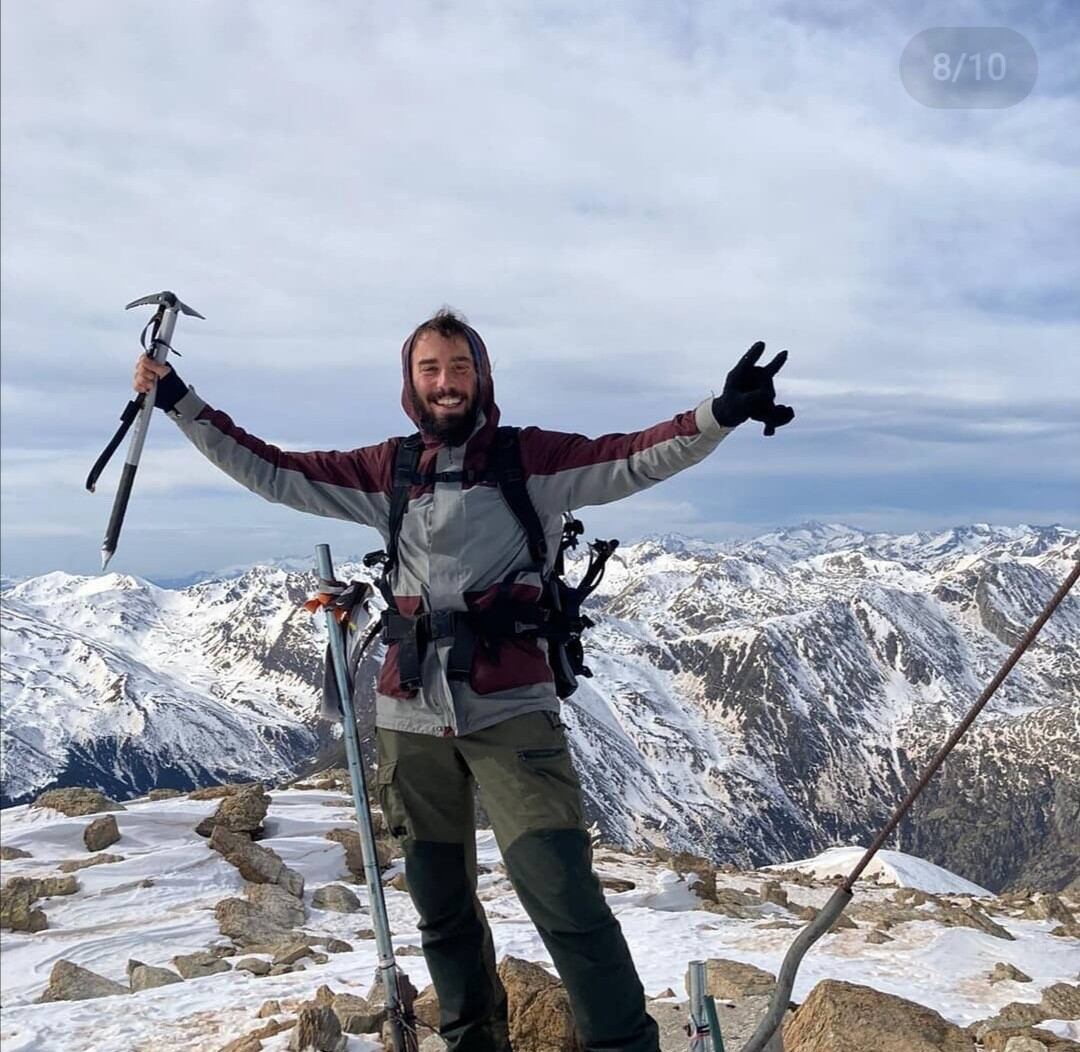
[309,543,419,1052]
[86,291,204,570]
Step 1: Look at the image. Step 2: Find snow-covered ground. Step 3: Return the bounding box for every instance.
[1,790,1077,1051]
[765,846,992,896]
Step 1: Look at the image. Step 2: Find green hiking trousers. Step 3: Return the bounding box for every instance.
[375,710,660,1052]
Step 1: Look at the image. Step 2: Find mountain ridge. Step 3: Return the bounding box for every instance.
[2,522,1076,892]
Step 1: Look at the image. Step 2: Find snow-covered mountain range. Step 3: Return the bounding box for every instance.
[2,523,1077,892]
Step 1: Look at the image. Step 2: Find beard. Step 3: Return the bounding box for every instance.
[412,389,480,446]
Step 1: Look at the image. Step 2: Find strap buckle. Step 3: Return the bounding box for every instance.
[426,609,458,640]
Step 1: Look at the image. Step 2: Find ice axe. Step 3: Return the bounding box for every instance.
[86,291,204,570]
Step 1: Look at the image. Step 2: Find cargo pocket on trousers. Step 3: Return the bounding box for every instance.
[376,760,410,840]
[515,745,585,832]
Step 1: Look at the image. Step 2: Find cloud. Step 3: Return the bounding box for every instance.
[1,1,1077,575]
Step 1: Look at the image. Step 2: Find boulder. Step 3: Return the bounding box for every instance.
[333,992,387,1035]
[937,901,1015,941]
[1,875,78,932]
[783,979,973,1052]
[668,852,717,902]
[234,957,272,976]
[325,828,395,881]
[325,938,353,953]
[37,960,128,1002]
[31,875,79,897]
[1039,982,1080,1020]
[246,882,306,928]
[894,887,930,907]
[83,814,121,852]
[214,895,304,948]
[1022,892,1076,924]
[172,950,232,979]
[127,960,184,991]
[189,782,256,801]
[210,825,305,896]
[312,884,362,913]
[600,876,636,893]
[288,1003,346,1052]
[689,958,777,1000]
[704,887,760,919]
[990,962,1034,984]
[219,1018,295,1052]
[31,787,124,817]
[865,929,894,944]
[760,880,789,908]
[366,968,420,1012]
[147,788,183,801]
[1001,1038,1049,1052]
[498,956,583,1052]
[196,784,270,838]
[58,853,125,873]
[273,942,316,966]
[414,984,441,1029]
[257,999,282,1017]
[0,845,31,860]
[0,879,48,932]
[976,1025,1080,1051]
[848,900,923,931]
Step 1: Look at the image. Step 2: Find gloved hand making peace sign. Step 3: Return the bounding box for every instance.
[712,341,795,436]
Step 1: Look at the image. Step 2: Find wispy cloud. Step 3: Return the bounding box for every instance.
[1,1,1076,577]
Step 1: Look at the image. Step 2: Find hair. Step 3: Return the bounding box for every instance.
[410,306,473,348]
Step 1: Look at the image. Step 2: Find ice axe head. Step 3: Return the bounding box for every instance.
[124,291,205,319]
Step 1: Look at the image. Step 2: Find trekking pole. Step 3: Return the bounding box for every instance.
[739,558,1079,1052]
[687,961,728,1052]
[314,543,418,1052]
[87,291,204,570]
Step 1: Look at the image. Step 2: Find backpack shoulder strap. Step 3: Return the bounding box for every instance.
[378,433,423,607]
[491,426,547,570]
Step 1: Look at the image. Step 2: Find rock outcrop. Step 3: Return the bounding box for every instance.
[31,788,125,817]
[37,960,128,1002]
[783,979,974,1052]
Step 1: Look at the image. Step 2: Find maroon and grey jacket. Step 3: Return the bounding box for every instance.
[165,326,735,737]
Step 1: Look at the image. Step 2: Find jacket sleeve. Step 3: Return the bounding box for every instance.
[166,386,394,530]
[520,398,734,514]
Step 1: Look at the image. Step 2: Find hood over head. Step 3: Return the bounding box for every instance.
[400,321,500,446]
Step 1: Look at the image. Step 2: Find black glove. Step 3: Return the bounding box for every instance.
[152,364,190,413]
[712,341,795,436]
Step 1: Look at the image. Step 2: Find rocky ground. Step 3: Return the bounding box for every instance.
[1,779,1078,1052]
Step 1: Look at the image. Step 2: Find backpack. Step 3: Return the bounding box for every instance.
[367,427,618,699]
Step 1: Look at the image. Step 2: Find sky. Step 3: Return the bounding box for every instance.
[1,0,1078,580]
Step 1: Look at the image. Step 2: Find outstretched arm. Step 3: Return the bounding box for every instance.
[521,341,794,514]
[521,399,730,514]
[137,360,393,529]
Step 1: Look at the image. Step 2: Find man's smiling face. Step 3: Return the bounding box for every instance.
[410,330,480,444]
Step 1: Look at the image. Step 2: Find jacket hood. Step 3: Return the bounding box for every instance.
[400,323,500,446]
